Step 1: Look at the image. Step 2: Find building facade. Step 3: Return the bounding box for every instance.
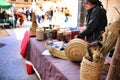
[101,0,120,23]
[8,0,120,25]
[9,0,62,8]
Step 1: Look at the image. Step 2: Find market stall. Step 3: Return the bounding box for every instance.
[0,0,12,10]
[20,30,108,80]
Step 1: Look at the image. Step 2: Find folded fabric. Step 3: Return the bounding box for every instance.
[20,30,36,58]
[26,62,35,75]
[71,31,79,39]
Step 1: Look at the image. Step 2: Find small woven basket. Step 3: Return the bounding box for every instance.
[80,57,104,80]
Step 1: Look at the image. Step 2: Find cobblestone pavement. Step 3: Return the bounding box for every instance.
[0,20,39,80]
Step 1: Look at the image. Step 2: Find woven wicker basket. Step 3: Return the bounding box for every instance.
[30,12,38,35]
[101,18,120,57]
[80,57,104,80]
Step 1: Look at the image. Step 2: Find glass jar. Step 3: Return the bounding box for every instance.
[51,29,57,39]
[57,31,63,41]
[44,29,52,40]
[36,27,44,41]
[63,31,72,43]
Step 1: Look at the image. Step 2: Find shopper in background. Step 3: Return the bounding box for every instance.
[14,9,26,27]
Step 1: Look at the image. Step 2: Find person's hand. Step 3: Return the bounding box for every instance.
[74,35,78,38]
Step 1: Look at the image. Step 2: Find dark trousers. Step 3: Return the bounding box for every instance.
[109,48,115,57]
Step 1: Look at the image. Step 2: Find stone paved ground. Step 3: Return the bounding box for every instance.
[0,20,39,80]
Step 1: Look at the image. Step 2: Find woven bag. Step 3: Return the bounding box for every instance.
[80,57,104,80]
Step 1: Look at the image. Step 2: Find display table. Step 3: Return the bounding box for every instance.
[25,37,107,80]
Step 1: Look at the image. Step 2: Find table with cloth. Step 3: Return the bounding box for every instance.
[21,31,107,80]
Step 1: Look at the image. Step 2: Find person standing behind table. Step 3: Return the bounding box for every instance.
[76,0,107,43]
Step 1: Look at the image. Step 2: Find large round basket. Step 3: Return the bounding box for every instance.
[65,38,87,61]
[80,57,104,80]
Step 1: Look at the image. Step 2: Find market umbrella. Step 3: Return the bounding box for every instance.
[0,0,12,9]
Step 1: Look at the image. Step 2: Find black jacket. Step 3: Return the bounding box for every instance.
[78,5,107,43]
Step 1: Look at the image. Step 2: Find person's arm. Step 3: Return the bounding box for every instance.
[78,7,101,38]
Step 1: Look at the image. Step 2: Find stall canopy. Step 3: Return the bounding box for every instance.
[0,0,12,9]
